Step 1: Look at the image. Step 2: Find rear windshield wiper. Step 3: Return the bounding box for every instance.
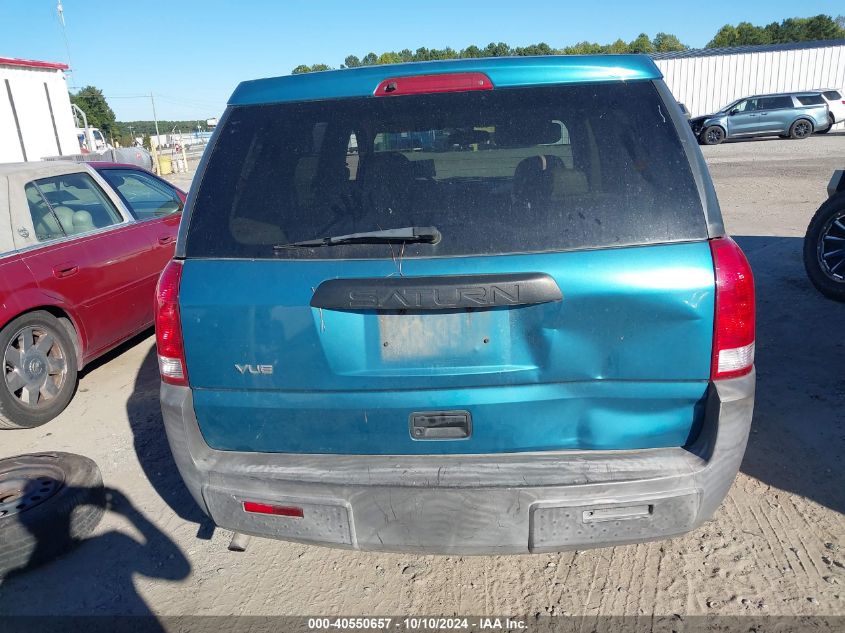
[274,226,441,249]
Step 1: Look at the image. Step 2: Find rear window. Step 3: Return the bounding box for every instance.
[796,95,825,106]
[186,81,706,259]
[823,90,842,100]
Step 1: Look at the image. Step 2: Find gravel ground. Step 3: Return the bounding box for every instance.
[1,133,844,622]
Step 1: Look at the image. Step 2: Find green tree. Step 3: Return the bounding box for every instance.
[652,32,687,52]
[70,86,116,136]
[461,45,482,58]
[710,14,845,47]
[378,52,403,64]
[607,38,629,54]
[628,33,654,53]
[483,42,512,57]
[291,64,311,74]
[735,21,771,45]
[803,14,844,40]
[291,31,696,72]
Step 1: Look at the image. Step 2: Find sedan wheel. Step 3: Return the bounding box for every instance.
[0,312,78,429]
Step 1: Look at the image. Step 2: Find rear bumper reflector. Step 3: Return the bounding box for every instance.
[243,501,304,518]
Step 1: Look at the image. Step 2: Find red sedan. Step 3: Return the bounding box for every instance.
[0,161,184,429]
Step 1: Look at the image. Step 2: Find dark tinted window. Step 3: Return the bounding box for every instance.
[186,82,706,259]
[759,96,793,109]
[823,90,842,100]
[796,95,825,106]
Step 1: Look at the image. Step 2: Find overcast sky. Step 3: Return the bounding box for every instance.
[1,0,843,120]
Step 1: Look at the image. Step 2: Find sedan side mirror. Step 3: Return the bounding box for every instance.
[729,108,739,116]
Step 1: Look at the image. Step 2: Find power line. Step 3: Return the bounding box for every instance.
[55,1,75,78]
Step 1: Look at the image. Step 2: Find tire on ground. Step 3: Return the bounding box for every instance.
[0,310,78,429]
[789,119,813,140]
[803,192,845,302]
[700,125,725,145]
[0,452,105,578]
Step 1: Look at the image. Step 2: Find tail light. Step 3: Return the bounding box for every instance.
[155,260,188,386]
[710,238,755,380]
[374,72,492,96]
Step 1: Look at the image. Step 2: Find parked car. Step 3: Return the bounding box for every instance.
[0,161,183,429]
[804,169,845,300]
[158,55,755,554]
[90,162,185,220]
[811,88,845,133]
[690,92,830,144]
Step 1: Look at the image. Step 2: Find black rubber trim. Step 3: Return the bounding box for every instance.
[310,273,563,311]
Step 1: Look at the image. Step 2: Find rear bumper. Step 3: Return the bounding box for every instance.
[160,372,754,554]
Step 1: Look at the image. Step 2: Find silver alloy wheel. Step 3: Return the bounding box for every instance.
[0,461,64,518]
[3,326,68,409]
[818,210,845,281]
[793,120,811,138]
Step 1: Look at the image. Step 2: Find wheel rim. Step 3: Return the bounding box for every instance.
[0,460,65,519]
[3,326,68,409]
[706,128,722,143]
[795,121,810,138]
[818,210,845,282]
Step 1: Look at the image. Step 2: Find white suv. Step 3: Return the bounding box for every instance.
[814,89,845,132]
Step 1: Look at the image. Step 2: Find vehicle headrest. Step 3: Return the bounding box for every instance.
[72,210,95,234]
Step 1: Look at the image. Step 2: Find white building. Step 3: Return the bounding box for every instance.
[653,39,845,130]
[0,56,79,163]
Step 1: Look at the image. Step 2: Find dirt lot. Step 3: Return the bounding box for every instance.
[1,134,844,622]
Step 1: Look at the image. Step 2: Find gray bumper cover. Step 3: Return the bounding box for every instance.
[160,373,754,554]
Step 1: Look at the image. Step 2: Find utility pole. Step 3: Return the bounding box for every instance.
[150,92,161,142]
[150,92,161,172]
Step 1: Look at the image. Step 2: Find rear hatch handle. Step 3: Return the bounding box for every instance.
[311,273,562,311]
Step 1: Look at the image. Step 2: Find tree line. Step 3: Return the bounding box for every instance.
[291,14,845,74]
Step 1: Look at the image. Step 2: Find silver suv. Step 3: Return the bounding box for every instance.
[690,92,830,145]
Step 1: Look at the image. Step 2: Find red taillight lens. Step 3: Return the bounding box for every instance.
[243,501,304,518]
[374,72,492,96]
[155,260,187,386]
[710,237,755,380]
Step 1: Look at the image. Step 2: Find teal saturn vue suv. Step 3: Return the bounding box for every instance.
[157,55,756,554]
